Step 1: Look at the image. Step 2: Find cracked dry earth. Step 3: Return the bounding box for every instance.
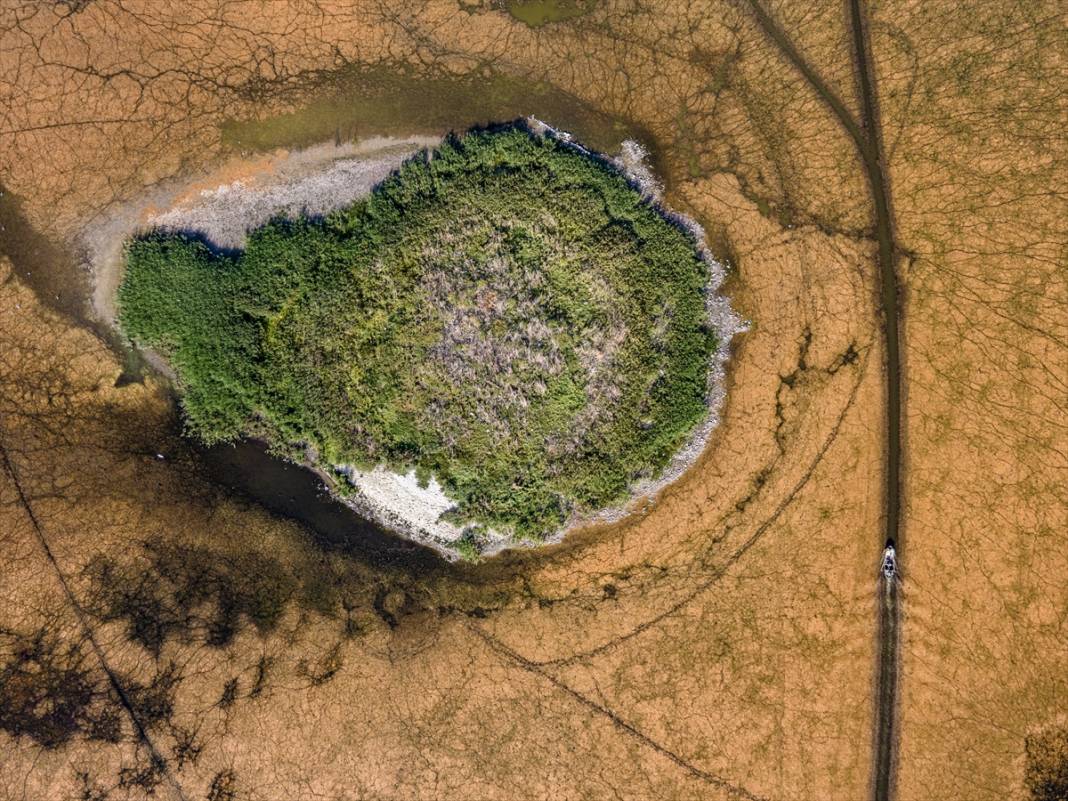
[0,2,1065,801]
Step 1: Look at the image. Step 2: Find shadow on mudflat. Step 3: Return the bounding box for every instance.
[1026,726,1068,801]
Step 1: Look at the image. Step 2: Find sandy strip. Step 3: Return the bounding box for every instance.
[85,136,441,325]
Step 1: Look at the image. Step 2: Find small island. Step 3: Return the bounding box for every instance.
[118,125,726,559]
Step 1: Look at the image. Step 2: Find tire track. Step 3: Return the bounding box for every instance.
[875,571,900,801]
[740,2,904,798]
[468,623,772,801]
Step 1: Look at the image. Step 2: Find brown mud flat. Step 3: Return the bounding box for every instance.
[740,1,907,795]
[1,3,1064,801]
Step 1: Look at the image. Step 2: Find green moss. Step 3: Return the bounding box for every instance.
[504,0,592,28]
[119,126,717,541]
[219,68,633,161]
[451,529,485,563]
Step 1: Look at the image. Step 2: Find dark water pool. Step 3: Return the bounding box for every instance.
[197,438,444,571]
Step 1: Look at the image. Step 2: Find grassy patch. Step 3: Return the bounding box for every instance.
[119,126,716,540]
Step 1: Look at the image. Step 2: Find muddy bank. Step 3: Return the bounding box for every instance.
[0,185,89,321]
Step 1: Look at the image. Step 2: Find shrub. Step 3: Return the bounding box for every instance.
[119,125,717,540]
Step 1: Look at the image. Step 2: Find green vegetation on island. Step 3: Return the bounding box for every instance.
[119,126,717,540]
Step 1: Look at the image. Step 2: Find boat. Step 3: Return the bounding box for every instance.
[881,541,897,580]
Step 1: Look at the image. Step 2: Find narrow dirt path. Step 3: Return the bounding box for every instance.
[875,572,900,801]
[847,0,903,550]
[742,1,904,799]
[847,4,904,798]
